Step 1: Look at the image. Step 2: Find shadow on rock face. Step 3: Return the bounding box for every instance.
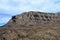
[12,16,16,23]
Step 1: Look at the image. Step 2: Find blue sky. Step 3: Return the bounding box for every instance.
[0,0,60,26]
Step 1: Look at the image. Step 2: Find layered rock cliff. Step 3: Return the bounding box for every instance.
[0,11,60,40]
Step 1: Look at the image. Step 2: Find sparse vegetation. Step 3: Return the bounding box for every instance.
[0,11,60,40]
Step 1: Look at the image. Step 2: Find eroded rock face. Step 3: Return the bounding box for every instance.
[7,11,60,27]
[0,11,60,40]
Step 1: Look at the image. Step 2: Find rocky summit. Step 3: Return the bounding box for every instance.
[0,11,60,40]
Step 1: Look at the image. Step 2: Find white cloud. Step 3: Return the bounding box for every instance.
[0,0,60,12]
[0,16,11,26]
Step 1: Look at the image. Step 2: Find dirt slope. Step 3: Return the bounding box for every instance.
[0,11,60,40]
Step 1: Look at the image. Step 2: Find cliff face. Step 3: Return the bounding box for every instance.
[0,11,60,40]
[6,11,60,27]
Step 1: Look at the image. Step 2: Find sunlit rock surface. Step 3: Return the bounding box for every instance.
[0,11,60,40]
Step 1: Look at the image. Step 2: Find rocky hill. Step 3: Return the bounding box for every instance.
[0,11,60,40]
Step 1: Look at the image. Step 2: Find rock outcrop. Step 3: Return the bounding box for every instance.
[0,11,60,40]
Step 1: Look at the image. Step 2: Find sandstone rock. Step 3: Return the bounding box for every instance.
[0,11,60,40]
